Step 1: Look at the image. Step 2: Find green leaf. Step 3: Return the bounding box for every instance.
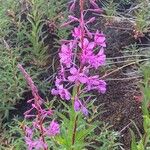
[137,140,144,150]
[130,128,138,150]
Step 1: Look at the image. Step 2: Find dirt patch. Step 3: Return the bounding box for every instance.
[92,10,145,149]
[95,71,142,150]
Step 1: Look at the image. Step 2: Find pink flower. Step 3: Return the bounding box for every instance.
[51,76,71,100]
[51,85,71,100]
[51,88,59,95]
[25,126,33,139]
[74,97,88,116]
[80,39,105,68]
[68,67,87,84]
[96,80,107,94]
[58,85,71,100]
[72,26,82,39]
[59,42,73,68]
[81,106,88,116]
[86,75,106,93]
[55,77,62,87]
[25,137,47,150]
[46,120,60,136]
[79,38,95,51]
[79,38,95,64]
[88,48,106,69]
[25,137,34,150]
[74,97,81,112]
[86,75,100,90]
[94,30,106,47]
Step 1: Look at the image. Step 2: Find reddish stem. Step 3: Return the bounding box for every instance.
[79,0,85,51]
[18,64,48,150]
[71,0,85,148]
[72,115,78,146]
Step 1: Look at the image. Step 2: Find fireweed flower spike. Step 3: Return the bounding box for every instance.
[52,0,107,116]
[18,64,60,150]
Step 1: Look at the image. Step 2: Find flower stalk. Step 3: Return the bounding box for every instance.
[52,0,106,149]
[72,114,78,148]
[18,64,60,150]
[71,1,85,147]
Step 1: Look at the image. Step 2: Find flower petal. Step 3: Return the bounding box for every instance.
[68,75,76,82]
[87,42,95,50]
[51,89,58,95]
[79,76,87,84]
[81,106,88,116]
[70,67,77,74]
[74,99,80,112]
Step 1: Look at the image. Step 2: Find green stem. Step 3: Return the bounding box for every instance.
[71,114,78,149]
[142,131,150,148]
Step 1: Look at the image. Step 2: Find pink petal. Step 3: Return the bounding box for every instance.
[98,80,106,93]
[99,86,106,94]
[79,76,87,84]
[58,84,64,90]
[70,67,77,74]
[81,106,88,116]
[100,42,106,47]
[61,44,68,52]
[83,38,89,48]
[68,75,76,82]
[47,120,60,136]
[98,47,104,55]
[64,89,71,100]
[97,37,105,43]
[55,77,62,87]
[51,89,58,95]
[74,99,80,112]
[87,42,95,50]
[72,26,81,38]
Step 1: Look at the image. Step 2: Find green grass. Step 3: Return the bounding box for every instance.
[0,0,69,123]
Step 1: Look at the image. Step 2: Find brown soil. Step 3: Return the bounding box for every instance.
[94,15,143,150]
[96,72,142,150]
